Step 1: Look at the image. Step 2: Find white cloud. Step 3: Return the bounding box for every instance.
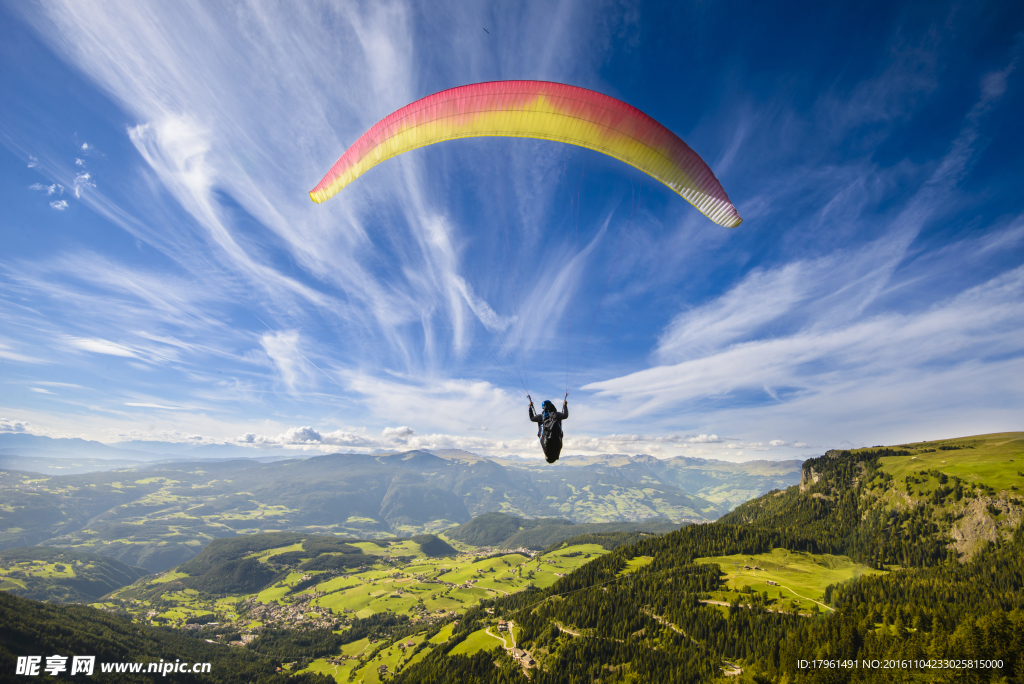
[280,426,321,443]
[687,434,721,443]
[589,264,1024,417]
[769,439,809,448]
[585,50,1024,438]
[81,142,90,150]
[0,419,30,432]
[16,252,226,334]
[125,114,330,310]
[214,423,804,460]
[321,430,374,447]
[50,200,68,210]
[75,157,85,166]
[343,371,522,437]
[260,330,310,391]
[658,264,807,362]
[124,402,183,409]
[0,342,46,363]
[234,425,373,448]
[64,336,139,357]
[27,156,39,168]
[30,183,63,195]
[73,171,95,198]
[29,387,55,394]
[382,425,415,439]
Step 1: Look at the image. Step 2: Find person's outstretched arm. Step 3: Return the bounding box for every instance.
[529,402,541,422]
[557,400,568,420]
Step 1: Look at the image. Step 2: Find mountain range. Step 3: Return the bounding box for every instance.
[0,438,800,572]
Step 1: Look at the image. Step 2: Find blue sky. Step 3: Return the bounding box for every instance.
[1,1,1022,461]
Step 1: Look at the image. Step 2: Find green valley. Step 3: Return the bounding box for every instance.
[3,432,1024,683]
[92,529,615,681]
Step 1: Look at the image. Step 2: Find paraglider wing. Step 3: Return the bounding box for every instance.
[309,80,742,228]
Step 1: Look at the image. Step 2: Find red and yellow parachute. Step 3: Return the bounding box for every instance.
[310,80,741,228]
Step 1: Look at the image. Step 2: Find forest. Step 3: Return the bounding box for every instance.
[394,437,1024,683]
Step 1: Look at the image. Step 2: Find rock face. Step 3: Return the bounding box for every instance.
[948,496,1024,559]
[798,450,848,491]
[799,467,822,492]
[948,499,999,557]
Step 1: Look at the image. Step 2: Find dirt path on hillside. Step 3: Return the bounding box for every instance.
[778,585,833,612]
[485,627,508,647]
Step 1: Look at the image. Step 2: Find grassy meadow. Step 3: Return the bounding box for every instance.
[871,432,1024,493]
[694,548,883,610]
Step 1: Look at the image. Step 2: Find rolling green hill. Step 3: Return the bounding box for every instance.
[0,546,148,603]
[411,534,457,558]
[444,512,685,550]
[501,517,684,550]
[444,513,571,546]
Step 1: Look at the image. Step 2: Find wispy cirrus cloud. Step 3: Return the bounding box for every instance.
[32,381,86,389]
[124,402,184,410]
[0,341,46,363]
[586,53,1024,445]
[63,336,139,357]
[259,330,314,392]
[588,261,1024,440]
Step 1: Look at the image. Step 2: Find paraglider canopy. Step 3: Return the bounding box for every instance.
[310,80,741,228]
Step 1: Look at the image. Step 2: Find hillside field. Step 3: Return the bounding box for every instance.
[0,546,148,602]
[97,534,609,681]
[288,542,605,681]
[874,432,1024,492]
[694,548,883,610]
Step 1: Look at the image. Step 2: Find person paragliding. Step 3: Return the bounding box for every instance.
[310,82,742,453]
[528,395,568,463]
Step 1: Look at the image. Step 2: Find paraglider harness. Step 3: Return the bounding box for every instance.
[529,395,568,464]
